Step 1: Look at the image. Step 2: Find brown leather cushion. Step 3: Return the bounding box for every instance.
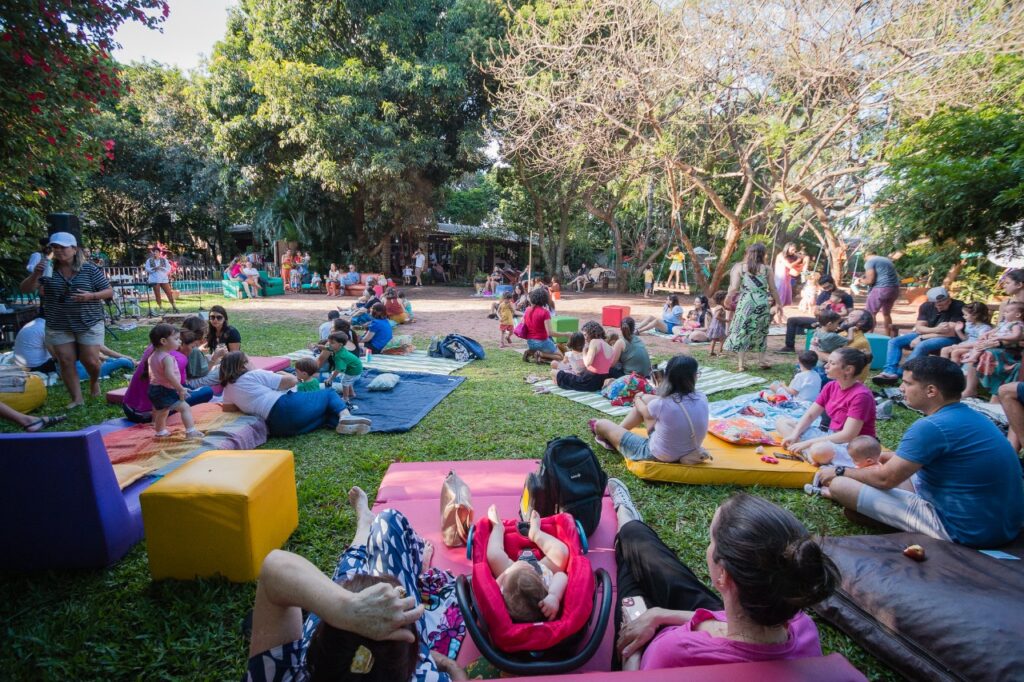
[813,532,1024,682]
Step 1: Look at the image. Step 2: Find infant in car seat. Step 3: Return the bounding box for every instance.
[487,505,569,622]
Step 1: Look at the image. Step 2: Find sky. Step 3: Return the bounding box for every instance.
[111,0,237,71]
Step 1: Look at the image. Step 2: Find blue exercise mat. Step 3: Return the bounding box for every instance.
[348,369,466,433]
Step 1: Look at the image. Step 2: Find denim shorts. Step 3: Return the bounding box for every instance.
[527,338,558,354]
[618,430,654,461]
[147,384,181,410]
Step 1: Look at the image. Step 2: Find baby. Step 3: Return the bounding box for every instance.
[551,332,586,375]
[826,289,850,316]
[807,435,883,497]
[487,505,569,622]
[963,301,1024,364]
[942,302,992,363]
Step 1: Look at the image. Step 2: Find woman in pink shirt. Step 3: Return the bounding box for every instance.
[607,483,838,671]
[551,320,621,392]
[778,348,875,467]
[521,288,562,363]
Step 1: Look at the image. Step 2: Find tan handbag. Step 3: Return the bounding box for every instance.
[440,470,474,547]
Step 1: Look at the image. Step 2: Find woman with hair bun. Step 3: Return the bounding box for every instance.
[606,484,839,671]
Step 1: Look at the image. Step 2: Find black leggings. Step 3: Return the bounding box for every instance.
[615,520,723,612]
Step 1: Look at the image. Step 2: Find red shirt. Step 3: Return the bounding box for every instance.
[814,380,876,438]
[385,298,404,317]
[523,306,551,340]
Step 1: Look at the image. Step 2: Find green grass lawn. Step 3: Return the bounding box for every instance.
[0,299,910,680]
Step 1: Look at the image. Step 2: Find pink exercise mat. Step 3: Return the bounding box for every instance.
[105,355,290,404]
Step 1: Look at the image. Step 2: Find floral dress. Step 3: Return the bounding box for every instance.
[724,266,771,353]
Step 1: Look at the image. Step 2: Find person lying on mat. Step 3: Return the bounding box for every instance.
[607,480,839,671]
[245,487,468,682]
[219,351,371,437]
[486,505,570,623]
[550,321,621,392]
[776,348,875,468]
[588,354,710,464]
[816,356,1024,548]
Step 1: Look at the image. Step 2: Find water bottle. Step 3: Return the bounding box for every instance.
[365,350,372,364]
[43,258,53,278]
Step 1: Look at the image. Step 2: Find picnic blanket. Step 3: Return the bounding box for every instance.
[347,370,465,433]
[286,348,472,376]
[101,403,268,488]
[534,368,766,417]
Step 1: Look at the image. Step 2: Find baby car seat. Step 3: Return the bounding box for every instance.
[455,513,612,675]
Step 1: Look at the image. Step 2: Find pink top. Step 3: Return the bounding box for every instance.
[814,380,877,438]
[587,341,616,374]
[230,263,242,277]
[641,609,822,670]
[125,347,187,411]
[148,350,178,389]
[523,306,551,340]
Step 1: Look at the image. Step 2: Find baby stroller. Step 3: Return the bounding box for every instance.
[455,513,612,676]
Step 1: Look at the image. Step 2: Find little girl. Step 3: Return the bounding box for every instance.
[497,291,516,348]
[289,254,303,290]
[799,272,821,314]
[403,263,413,285]
[550,332,586,375]
[707,290,728,356]
[942,302,992,363]
[146,324,203,439]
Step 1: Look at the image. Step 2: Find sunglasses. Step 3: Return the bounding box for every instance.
[209,314,224,320]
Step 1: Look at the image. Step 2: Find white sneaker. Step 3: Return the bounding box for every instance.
[804,483,822,497]
[336,422,371,435]
[607,478,642,522]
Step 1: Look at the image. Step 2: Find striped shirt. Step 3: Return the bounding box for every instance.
[40,263,110,331]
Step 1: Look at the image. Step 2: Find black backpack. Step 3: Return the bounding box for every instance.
[521,436,608,537]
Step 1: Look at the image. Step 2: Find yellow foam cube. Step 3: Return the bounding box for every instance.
[141,450,298,582]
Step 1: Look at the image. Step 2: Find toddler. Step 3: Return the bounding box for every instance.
[943,302,992,363]
[826,289,850,315]
[806,435,883,497]
[146,324,202,439]
[486,505,569,622]
[964,301,1024,364]
[319,331,363,399]
[811,310,847,355]
[549,277,561,299]
[294,357,322,392]
[643,266,654,298]
[551,332,586,375]
[497,291,516,348]
[309,271,322,289]
[799,272,820,313]
[707,290,728,356]
[399,291,414,322]
[771,350,822,402]
[403,263,413,285]
[289,263,302,291]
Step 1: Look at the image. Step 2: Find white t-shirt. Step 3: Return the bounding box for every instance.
[242,267,259,278]
[319,320,334,341]
[145,257,170,284]
[222,370,284,420]
[415,253,425,269]
[790,369,822,402]
[13,317,51,368]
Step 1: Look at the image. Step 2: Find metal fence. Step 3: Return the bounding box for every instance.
[103,265,227,295]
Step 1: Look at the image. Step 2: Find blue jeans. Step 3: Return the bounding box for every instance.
[351,312,371,325]
[265,389,349,437]
[882,333,957,375]
[76,357,134,380]
[527,338,558,354]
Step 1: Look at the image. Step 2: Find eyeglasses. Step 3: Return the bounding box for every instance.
[209,314,224,320]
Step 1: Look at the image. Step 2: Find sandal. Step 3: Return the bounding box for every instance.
[524,374,543,384]
[23,414,67,432]
[534,386,551,394]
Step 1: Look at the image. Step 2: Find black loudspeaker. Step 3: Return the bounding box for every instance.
[46,213,81,242]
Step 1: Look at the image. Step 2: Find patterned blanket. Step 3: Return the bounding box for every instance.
[286,349,471,376]
[103,403,268,488]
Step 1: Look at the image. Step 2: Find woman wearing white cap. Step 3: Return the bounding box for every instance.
[20,231,113,408]
[143,245,179,313]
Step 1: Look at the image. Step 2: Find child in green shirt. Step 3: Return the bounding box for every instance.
[318,331,363,399]
[294,357,322,392]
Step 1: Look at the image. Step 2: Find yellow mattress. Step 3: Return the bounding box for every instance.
[624,428,818,488]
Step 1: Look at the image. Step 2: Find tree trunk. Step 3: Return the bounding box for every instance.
[707,219,744,294]
[352,188,365,250]
[942,260,966,289]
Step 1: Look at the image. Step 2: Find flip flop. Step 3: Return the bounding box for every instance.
[524,374,543,384]
[23,414,67,432]
[533,386,551,394]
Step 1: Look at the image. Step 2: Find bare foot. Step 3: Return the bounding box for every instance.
[90,383,101,398]
[422,541,434,569]
[529,509,541,538]
[348,486,373,535]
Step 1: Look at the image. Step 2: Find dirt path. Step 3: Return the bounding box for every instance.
[224,285,924,361]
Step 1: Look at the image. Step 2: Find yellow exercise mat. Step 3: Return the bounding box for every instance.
[623,428,817,489]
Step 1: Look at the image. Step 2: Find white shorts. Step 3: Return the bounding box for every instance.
[855,484,952,541]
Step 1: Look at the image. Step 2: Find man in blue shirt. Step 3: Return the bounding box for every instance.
[819,356,1023,548]
[341,263,361,287]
